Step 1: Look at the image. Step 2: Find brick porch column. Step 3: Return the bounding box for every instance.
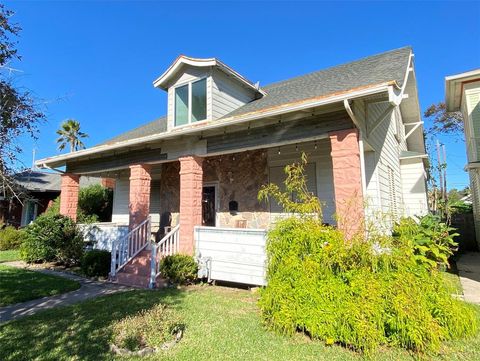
[60,173,80,221]
[179,156,204,255]
[329,128,364,238]
[129,164,152,229]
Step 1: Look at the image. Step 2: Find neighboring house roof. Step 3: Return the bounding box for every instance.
[14,171,62,192]
[445,69,480,111]
[13,171,101,193]
[100,46,411,146]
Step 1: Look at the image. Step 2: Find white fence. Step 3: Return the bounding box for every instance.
[195,226,267,286]
[79,223,129,251]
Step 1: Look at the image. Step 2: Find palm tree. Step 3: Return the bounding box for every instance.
[56,119,88,152]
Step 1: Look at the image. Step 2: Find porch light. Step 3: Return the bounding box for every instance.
[277,147,281,155]
[314,141,318,150]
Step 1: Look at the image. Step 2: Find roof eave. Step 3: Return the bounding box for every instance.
[152,55,266,96]
[36,82,393,169]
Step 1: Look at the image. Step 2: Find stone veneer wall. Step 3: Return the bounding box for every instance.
[203,150,270,229]
[159,161,180,227]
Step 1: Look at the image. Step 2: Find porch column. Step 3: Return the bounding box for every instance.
[60,173,80,221]
[329,128,364,238]
[179,156,204,255]
[129,164,152,229]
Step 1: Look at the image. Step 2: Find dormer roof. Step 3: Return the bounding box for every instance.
[152,55,267,96]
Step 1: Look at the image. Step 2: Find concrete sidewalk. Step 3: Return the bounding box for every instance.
[0,263,131,323]
[456,252,480,304]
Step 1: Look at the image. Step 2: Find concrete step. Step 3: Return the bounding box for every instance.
[115,272,168,288]
[122,264,150,276]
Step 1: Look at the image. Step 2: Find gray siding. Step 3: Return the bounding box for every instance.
[211,69,256,120]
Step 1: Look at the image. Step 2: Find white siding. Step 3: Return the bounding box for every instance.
[195,226,267,286]
[112,177,129,224]
[211,69,256,120]
[354,100,404,228]
[400,158,428,217]
[266,140,335,224]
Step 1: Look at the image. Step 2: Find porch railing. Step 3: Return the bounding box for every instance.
[110,217,151,278]
[149,224,180,288]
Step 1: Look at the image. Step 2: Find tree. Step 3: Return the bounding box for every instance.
[0,4,45,200]
[56,119,88,152]
[424,102,463,136]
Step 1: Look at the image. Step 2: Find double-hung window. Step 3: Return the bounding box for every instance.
[175,78,207,126]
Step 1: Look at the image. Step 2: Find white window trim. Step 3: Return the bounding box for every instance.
[174,77,208,127]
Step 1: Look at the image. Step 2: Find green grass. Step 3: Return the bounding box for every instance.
[442,269,464,295]
[0,265,81,307]
[0,250,21,263]
[0,285,479,361]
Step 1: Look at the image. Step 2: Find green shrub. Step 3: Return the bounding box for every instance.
[78,184,113,222]
[159,254,198,284]
[393,214,458,269]
[0,226,25,250]
[20,213,84,265]
[112,304,182,351]
[46,184,113,223]
[258,155,476,354]
[259,216,477,354]
[81,249,111,277]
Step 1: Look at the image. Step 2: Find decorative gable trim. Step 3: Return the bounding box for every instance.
[153,55,266,96]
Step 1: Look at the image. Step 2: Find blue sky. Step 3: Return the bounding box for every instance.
[6,1,480,189]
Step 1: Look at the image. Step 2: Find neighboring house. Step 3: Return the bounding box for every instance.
[0,171,103,227]
[36,47,428,287]
[446,69,480,248]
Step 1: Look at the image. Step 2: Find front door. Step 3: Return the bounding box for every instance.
[202,186,216,226]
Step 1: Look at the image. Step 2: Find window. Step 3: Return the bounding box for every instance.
[174,78,207,126]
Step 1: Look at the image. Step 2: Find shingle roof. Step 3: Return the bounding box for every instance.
[98,46,411,146]
[14,171,101,192]
[100,117,167,146]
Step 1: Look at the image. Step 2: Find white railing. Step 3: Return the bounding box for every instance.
[110,217,151,278]
[149,224,180,288]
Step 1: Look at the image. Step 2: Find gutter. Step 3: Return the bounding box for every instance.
[36,82,394,168]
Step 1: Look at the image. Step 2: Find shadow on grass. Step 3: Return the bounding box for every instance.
[0,265,80,307]
[0,288,186,361]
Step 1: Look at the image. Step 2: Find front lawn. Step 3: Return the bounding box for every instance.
[0,285,479,361]
[0,250,21,263]
[0,265,81,307]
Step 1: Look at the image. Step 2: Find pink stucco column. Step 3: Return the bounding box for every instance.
[60,173,80,221]
[329,128,364,238]
[179,156,204,255]
[129,164,152,229]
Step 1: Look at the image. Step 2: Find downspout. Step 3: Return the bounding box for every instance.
[343,99,367,198]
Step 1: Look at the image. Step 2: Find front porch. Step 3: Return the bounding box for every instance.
[62,133,363,287]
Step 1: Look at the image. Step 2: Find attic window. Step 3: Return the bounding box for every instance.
[175,78,207,126]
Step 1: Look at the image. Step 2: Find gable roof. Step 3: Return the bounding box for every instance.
[99,47,412,146]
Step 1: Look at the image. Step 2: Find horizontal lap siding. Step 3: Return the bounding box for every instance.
[211,70,255,120]
[195,227,267,285]
[400,159,428,217]
[112,178,129,224]
[267,140,335,224]
[354,100,404,228]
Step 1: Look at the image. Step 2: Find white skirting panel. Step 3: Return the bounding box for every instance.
[195,226,267,286]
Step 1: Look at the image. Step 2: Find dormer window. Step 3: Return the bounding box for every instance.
[175,78,207,126]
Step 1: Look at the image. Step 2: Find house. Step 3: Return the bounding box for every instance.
[0,170,104,227]
[36,47,428,287]
[446,69,480,248]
